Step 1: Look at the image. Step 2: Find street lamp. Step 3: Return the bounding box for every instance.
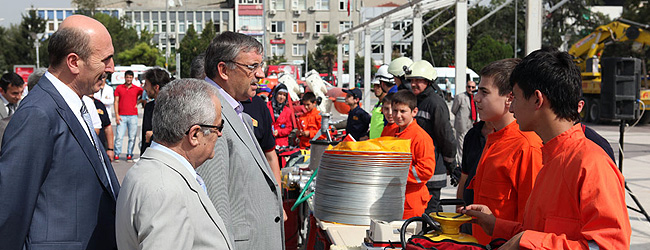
[305,39,309,78]
[29,32,45,68]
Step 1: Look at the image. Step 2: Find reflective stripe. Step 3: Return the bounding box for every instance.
[416,110,431,120]
[430,173,447,181]
[588,240,600,250]
[411,165,422,183]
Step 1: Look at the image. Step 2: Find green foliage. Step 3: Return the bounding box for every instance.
[93,13,142,66]
[468,35,513,72]
[343,55,376,84]
[0,9,47,72]
[73,0,101,15]
[267,55,287,66]
[308,35,338,79]
[116,42,164,67]
[176,22,216,78]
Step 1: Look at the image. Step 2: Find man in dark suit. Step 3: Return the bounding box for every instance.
[197,31,285,249]
[0,15,120,250]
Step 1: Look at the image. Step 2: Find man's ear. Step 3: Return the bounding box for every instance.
[217,62,230,81]
[67,53,81,75]
[412,107,419,116]
[533,90,544,110]
[505,92,514,107]
[187,125,201,147]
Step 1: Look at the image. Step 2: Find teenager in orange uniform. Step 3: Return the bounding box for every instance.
[298,92,321,148]
[466,59,543,245]
[380,93,399,137]
[388,90,436,219]
[461,49,631,250]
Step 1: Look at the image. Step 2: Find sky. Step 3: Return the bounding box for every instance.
[0,0,71,28]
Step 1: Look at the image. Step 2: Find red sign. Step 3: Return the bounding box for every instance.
[14,65,35,83]
[270,39,286,44]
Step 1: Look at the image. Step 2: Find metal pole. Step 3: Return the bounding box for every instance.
[349,39,356,88]
[525,0,542,54]
[35,40,40,68]
[455,0,468,95]
[364,27,371,112]
[514,0,518,57]
[412,5,423,61]
[305,40,309,78]
[383,17,392,64]
[337,42,343,88]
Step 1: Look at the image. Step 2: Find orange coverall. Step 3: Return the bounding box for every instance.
[298,108,321,148]
[467,121,543,245]
[492,124,631,249]
[381,123,399,137]
[393,121,436,219]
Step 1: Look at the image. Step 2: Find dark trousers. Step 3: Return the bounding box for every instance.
[424,186,442,214]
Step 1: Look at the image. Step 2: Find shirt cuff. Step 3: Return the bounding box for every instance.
[519,230,546,249]
[492,218,523,240]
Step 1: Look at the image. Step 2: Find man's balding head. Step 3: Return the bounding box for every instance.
[48,15,111,69]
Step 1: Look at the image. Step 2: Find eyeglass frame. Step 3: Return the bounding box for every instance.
[226,60,265,74]
[185,120,225,135]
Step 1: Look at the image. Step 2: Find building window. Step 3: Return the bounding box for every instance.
[292,21,306,33]
[372,44,383,54]
[271,44,285,56]
[343,44,349,56]
[270,0,285,10]
[339,21,351,32]
[393,20,412,31]
[240,16,263,30]
[315,21,329,33]
[38,10,45,19]
[292,44,306,56]
[271,21,285,33]
[339,0,346,10]
[240,0,263,3]
[315,0,329,10]
[292,0,306,10]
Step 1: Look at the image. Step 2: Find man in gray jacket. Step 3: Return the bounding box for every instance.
[451,80,478,160]
[198,31,285,250]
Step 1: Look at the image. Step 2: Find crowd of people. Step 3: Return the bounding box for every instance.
[0,14,632,250]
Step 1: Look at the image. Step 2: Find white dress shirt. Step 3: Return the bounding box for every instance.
[150,141,199,182]
[45,71,94,140]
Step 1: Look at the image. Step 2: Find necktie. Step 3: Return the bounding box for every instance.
[469,92,477,121]
[7,103,15,116]
[81,102,115,197]
[196,173,208,194]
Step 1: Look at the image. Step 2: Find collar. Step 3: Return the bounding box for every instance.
[541,124,583,163]
[204,77,243,115]
[395,120,417,136]
[0,94,8,106]
[45,71,83,118]
[150,141,198,180]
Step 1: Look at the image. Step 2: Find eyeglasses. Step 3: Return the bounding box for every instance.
[228,60,265,74]
[467,85,476,89]
[185,120,225,135]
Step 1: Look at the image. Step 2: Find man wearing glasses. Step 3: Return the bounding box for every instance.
[452,80,478,160]
[116,79,232,249]
[198,31,285,250]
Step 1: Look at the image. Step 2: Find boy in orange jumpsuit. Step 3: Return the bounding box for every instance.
[380,93,398,137]
[388,90,436,219]
[298,92,321,148]
[466,58,543,245]
[462,49,631,249]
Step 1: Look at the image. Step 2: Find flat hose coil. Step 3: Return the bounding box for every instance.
[313,151,411,225]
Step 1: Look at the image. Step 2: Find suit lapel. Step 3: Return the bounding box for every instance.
[39,77,117,199]
[0,103,7,119]
[217,93,275,182]
[141,148,232,249]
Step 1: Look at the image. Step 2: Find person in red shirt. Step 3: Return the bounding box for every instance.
[461,49,631,249]
[387,90,436,219]
[380,93,398,137]
[297,92,321,149]
[466,58,543,245]
[267,84,296,148]
[113,70,143,162]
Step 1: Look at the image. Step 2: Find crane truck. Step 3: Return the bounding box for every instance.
[568,18,650,123]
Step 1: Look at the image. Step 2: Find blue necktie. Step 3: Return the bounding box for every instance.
[81,102,115,197]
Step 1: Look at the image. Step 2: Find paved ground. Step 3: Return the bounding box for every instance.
[110,103,650,249]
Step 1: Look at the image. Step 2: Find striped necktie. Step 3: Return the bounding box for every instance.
[81,102,115,197]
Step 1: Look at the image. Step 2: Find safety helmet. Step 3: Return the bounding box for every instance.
[375,65,394,83]
[405,60,437,82]
[388,57,414,77]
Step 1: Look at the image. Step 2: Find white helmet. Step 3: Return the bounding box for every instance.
[375,65,394,83]
[405,60,437,82]
[388,57,414,77]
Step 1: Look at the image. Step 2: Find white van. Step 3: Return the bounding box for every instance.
[110,64,153,87]
[433,67,480,96]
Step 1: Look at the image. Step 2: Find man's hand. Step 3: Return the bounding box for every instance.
[445,160,461,186]
[458,204,496,236]
[499,231,523,250]
[106,150,115,162]
[273,130,279,137]
[115,114,122,125]
[283,208,288,222]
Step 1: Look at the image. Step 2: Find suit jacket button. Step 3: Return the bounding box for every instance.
[275,216,281,223]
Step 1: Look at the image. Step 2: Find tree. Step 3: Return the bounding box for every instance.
[310,35,338,79]
[93,12,145,66]
[467,35,513,72]
[116,42,164,67]
[267,55,287,66]
[178,25,202,78]
[0,9,47,72]
[73,0,101,16]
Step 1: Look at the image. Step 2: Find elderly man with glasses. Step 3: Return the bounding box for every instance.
[197,31,285,250]
[116,78,232,250]
[452,80,478,160]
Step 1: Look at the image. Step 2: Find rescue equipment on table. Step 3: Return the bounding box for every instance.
[401,199,506,250]
[313,137,413,225]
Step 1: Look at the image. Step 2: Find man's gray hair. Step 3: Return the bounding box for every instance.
[204,31,263,79]
[153,78,219,145]
[27,68,47,91]
[48,27,92,68]
[190,52,206,79]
